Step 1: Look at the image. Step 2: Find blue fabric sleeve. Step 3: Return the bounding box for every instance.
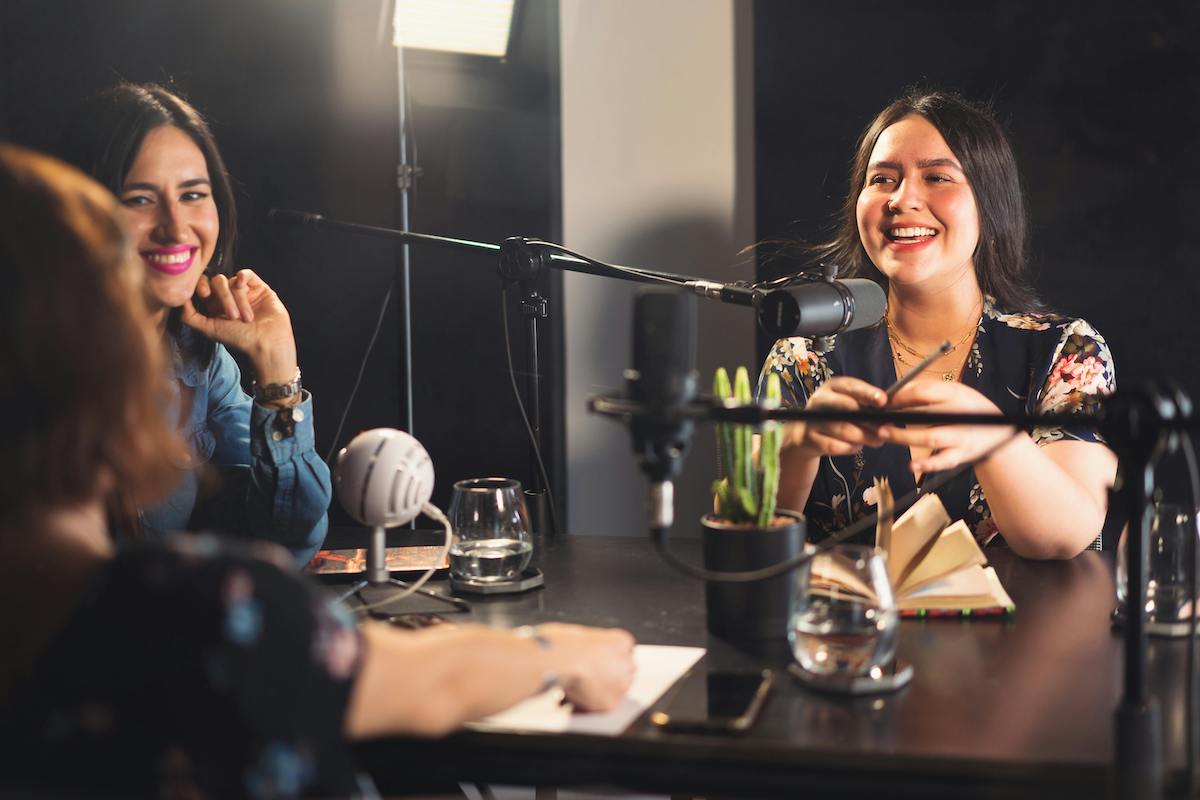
[201,346,332,563]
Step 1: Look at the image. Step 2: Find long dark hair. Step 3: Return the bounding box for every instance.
[819,89,1042,312]
[57,82,238,362]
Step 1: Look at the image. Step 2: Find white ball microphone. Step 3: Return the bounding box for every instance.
[334,428,455,611]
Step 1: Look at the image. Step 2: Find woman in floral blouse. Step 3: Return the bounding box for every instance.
[0,145,635,798]
[760,90,1116,558]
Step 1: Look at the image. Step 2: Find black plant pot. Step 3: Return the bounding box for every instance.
[702,510,806,641]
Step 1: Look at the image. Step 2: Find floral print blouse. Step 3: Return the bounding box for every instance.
[0,535,364,798]
[758,296,1115,550]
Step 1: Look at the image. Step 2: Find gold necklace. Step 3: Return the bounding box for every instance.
[886,308,982,382]
[891,345,963,382]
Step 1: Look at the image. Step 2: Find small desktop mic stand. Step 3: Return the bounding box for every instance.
[336,525,470,613]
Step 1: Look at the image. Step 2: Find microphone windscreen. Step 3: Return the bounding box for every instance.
[841,278,887,333]
[335,428,434,528]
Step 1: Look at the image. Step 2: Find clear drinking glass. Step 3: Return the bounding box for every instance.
[1117,503,1200,623]
[447,478,533,583]
[790,545,899,677]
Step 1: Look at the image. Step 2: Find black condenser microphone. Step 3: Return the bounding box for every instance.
[755,278,887,339]
[627,287,698,529]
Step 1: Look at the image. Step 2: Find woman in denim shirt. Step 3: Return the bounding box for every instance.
[60,83,330,564]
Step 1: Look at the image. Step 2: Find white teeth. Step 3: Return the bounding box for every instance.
[888,227,937,239]
[146,251,191,264]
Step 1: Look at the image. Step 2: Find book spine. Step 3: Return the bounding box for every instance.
[900,606,1014,619]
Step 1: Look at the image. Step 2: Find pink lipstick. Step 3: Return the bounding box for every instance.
[142,245,196,276]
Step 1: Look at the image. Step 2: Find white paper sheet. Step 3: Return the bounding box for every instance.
[466,644,706,736]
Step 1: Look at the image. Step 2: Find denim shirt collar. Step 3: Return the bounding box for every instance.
[167,326,208,389]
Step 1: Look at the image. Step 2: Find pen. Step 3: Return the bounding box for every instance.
[885,340,953,399]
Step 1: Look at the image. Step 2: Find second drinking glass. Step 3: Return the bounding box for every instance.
[447,477,533,584]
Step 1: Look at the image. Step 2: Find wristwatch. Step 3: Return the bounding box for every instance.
[516,625,560,693]
[254,369,302,404]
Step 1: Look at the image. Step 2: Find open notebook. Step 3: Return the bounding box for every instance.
[811,479,1014,617]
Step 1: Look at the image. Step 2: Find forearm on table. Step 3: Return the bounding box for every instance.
[974,436,1115,559]
[345,624,568,739]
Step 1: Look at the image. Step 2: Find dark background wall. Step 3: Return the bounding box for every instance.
[0,0,564,523]
[754,0,1200,501]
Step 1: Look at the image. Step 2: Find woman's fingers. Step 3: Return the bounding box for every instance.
[181,298,217,336]
[791,378,889,456]
[207,274,241,320]
[824,376,887,407]
[230,272,255,322]
[875,424,941,448]
[910,448,964,474]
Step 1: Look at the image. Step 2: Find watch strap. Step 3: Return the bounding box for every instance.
[254,369,302,404]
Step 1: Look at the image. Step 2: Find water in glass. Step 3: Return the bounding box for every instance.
[791,545,899,677]
[447,477,533,584]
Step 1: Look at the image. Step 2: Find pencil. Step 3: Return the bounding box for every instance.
[885,340,953,399]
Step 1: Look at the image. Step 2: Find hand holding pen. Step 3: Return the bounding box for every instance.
[885,341,952,399]
[779,342,956,461]
[880,344,1016,476]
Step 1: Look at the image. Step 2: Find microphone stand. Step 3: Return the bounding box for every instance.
[270,211,832,536]
[591,388,1199,800]
[275,211,1188,794]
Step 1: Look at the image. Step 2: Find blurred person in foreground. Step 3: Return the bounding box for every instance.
[0,143,635,799]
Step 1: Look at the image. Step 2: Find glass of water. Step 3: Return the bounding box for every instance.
[790,545,899,677]
[1117,503,1200,624]
[447,478,533,584]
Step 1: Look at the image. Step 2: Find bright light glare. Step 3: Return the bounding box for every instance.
[393,0,516,57]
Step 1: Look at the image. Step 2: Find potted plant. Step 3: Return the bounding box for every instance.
[704,366,806,641]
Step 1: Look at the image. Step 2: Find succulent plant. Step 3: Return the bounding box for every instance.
[712,366,782,527]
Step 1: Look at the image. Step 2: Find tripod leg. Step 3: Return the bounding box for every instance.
[336,579,370,603]
[387,578,471,611]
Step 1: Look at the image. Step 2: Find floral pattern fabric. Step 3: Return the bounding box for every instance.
[758,296,1115,550]
[0,536,364,798]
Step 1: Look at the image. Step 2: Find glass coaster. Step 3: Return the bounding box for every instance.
[788,657,913,695]
[450,567,544,595]
[1111,604,1200,639]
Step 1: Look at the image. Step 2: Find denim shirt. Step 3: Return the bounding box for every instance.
[140,327,332,564]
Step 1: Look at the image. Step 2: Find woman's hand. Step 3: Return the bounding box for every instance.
[181,269,298,385]
[539,623,636,712]
[881,381,1017,474]
[782,377,888,458]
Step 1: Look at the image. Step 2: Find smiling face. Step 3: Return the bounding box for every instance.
[117,125,219,316]
[855,114,980,293]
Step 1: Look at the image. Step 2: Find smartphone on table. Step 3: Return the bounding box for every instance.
[650,669,773,734]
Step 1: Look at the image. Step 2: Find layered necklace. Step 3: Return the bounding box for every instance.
[887,303,983,382]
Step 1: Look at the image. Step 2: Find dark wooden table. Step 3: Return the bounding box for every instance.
[349,535,1194,799]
